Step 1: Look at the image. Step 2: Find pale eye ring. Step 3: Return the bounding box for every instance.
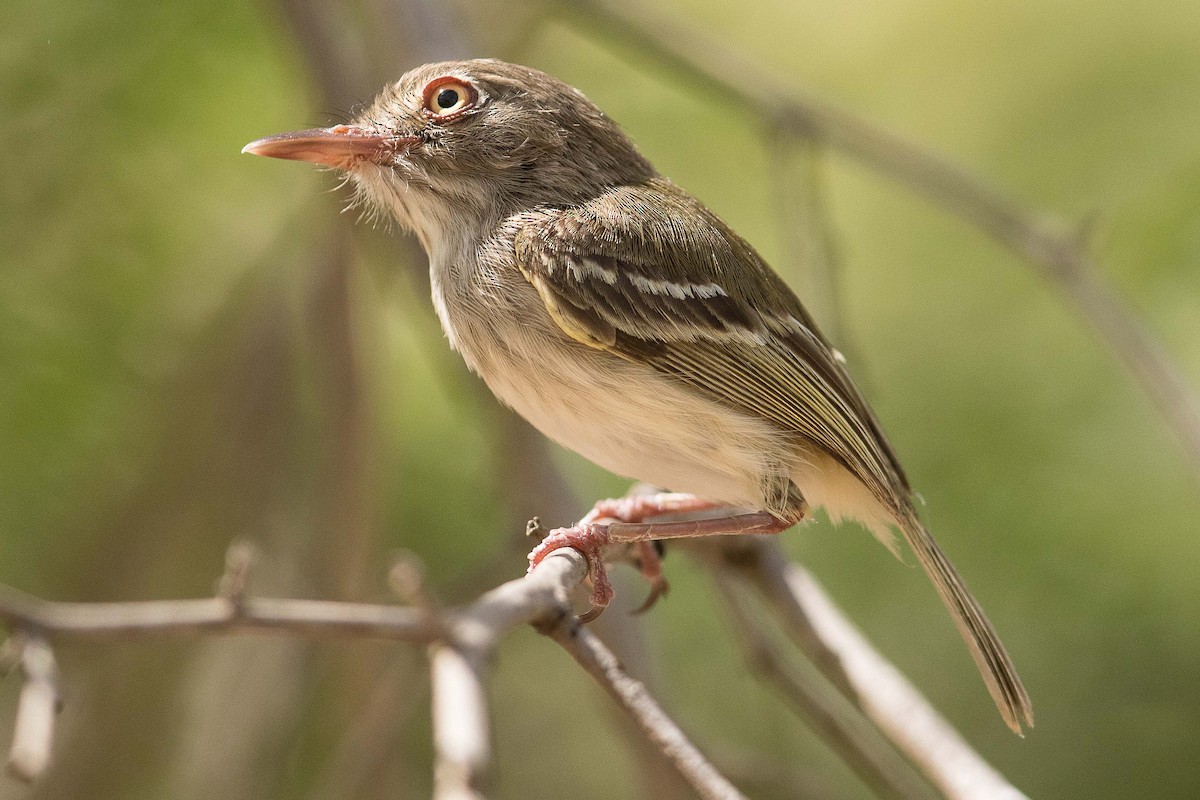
[423,78,476,117]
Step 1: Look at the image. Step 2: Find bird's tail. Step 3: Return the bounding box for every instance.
[896,512,1034,734]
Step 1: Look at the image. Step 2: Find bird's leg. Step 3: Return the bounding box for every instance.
[527,492,798,622]
[579,492,724,525]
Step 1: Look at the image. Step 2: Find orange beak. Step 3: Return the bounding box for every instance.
[241,125,418,169]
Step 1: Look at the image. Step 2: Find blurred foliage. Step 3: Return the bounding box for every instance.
[2,0,1199,798]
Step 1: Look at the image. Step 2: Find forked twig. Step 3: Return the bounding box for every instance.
[0,544,744,800]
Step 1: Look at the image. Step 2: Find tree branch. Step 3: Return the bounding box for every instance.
[542,618,749,800]
[430,643,491,800]
[694,537,1030,800]
[0,544,748,800]
[710,570,933,800]
[0,583,442,643]
[5,635,59,782]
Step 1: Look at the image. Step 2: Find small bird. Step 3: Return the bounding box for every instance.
[244,59,1032,733]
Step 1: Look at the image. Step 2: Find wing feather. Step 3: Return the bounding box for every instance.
[514,178,910,508]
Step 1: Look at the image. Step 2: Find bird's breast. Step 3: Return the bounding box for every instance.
[428,248,787,511]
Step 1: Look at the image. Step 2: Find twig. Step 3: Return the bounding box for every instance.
[6,635,59,781]
[711,571,932,800]
[0,538,747,798]
[0,534,1030,797]
[430,644,491,800]
[550,0,1200,475]
[768,130,851,358]
[700,537,1029,800]
[426,549,585,799]
[542,618,749,800]
[0,519,1034,798]
[0,583,442,643]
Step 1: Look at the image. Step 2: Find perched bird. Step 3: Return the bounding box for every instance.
[243,59,1032,733]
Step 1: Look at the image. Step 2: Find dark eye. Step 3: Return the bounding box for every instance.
[424,79,475,117]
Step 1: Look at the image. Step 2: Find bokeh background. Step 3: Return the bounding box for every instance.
[2,0,1199,797]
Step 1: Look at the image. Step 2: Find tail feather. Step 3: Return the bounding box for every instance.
[897,513,1034,734]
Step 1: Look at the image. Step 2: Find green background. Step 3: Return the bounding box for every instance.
[2,0,1198,797]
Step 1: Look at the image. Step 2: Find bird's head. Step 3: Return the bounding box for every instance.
[244,59,654,250]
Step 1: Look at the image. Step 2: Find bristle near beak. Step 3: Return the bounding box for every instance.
[241,125,417,169]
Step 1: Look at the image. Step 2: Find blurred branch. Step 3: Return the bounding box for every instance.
[430,644,490,800]
[5,635,59,782]
[710,570,933,800]
[768,130,852,357]
[0,584,442,644]
[550,0,1200,476]
[691,537,1030,800]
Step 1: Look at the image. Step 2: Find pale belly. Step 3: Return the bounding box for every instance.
[432,260,895,535]
[464,318,784,511]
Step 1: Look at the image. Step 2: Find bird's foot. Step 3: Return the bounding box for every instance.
[527,493,717,622]
[528,492,796,621]
[527,522,615,622]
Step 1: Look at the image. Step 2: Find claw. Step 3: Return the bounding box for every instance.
[578,604,606,624]
[631,576,670,616]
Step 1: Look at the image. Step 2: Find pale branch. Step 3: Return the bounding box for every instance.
[434,545,752,800]
[697,537,1030,800]
[0,526,1031,798]
[710,570,933,800]
[0,583,442,643]
[542,617,749,800]
[5,635,58,782]
[429,547,588,798]
[431,644,491,800]
[550,0,1200,476]
[0,545,748,800]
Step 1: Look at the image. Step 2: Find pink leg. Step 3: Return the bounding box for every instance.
[580,493,724,525]
[527,493,797,622]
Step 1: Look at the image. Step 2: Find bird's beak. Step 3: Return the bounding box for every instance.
[241,125,417,169]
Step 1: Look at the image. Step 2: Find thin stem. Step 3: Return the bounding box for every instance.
[544,619,749,800]
[711,572,933,800]
[700,538,1030,800]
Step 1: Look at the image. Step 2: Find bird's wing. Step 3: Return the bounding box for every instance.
[513,179,910,508]
[516,181,1037,734]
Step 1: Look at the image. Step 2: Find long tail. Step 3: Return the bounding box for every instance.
[897,513,1034,734]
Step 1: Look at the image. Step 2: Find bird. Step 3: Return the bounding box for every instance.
[243,58,1033,733]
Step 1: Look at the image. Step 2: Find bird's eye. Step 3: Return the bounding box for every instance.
[423,78,476,118]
